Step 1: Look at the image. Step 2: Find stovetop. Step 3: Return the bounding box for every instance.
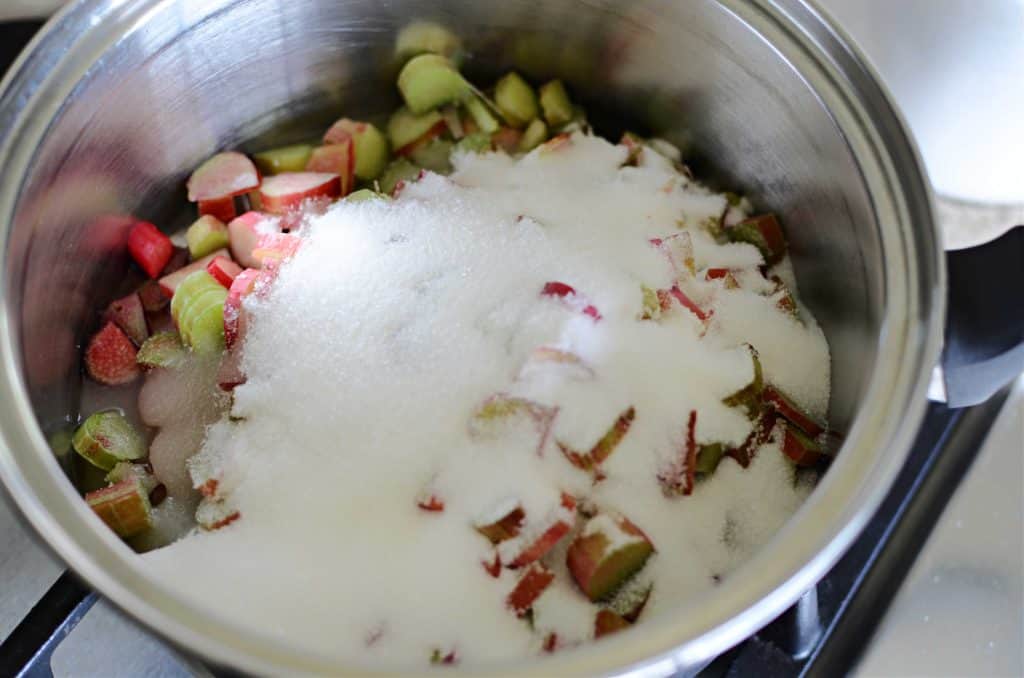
[0,18,1020,678]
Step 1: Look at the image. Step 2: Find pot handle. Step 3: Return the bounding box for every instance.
[941,225,1024,408]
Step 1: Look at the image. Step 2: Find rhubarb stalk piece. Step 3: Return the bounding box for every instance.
[781,423,825,467]
[136,332,186,369]
[494,72,539,128]
[186,152,260,203]
[84,321,140,386]
[185,215,230,260]
[468,394,558,456]
[519,118,548,152]
[253,144,314,175]
[557,407,635,478]
[323,119,390,181]
[72,410,146,471]
[397,54,471,114]
[378,158,422,196]
[506,493,577,568]
[127,221,174,279]
[474,500,525,544]
[763,386,825,438]
[507,563,555,617]
[85,475,153,538]
[104,293,149,347]
[657,410,699,496]
[566,512,655,602]
[170,271,228,353]
[726,214,786,267]
[722,344,764,419]
[538,80,573,127]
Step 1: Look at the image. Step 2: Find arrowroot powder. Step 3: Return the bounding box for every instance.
[144,132,830,669]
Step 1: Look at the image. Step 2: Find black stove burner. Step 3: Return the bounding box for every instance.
[0,19,1012,678]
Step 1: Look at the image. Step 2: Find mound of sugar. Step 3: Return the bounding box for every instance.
[144,133,830,669]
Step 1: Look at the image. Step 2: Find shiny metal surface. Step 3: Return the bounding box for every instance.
[855,378,1024,677]
[0,0,942,674]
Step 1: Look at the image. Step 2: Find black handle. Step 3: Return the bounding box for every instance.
[942,225,1024,408]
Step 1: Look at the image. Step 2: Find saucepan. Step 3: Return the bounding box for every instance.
[0,0,1020,674]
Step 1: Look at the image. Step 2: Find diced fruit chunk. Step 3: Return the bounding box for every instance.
[198,197,237,224]
[170,271,228,353]
[127,221,174,279]
[695,443,726,475]
[206,255,242,288]
[474,500,525,544]
[558,407,635,475]
[538,80,573,127]
[345,188,386,203]
[455,132,492,154]
[494,72,539,128]
[228,211,277,269]
[253,144,313,175]
[306,141,355,197]
[519,118,548,152]
[763,386,825,437]
[507,563,555,617]
[157,249,230,297]
[508,493,577,568]
[186,152,260,202]
[137,281,169,313]
[594,610,631,638]
[72,410,146,471]
[185,215,230,260]
[566,513,654,601]
[723,344,764,418]
[259,172,341,214]
[657,410,699,496]
[136,332,186,369]
[105,293,148,347]
[85,475,153,538]
[224,268,262,348]
[388,107,446,154]
[491,127,523,154]
[409,138,454,174]
[727,214,787,267]
[378,158,422,196]
[85,321,140,385]
[324,119,390,181]
[397,54,471,114]
[465,96,500,134]
[781,423,825,466]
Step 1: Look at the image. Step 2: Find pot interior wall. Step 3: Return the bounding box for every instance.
[8,0,880,542]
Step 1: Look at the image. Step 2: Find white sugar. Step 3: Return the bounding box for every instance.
[144,133,830,669]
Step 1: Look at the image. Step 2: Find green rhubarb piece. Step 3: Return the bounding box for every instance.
[397,54,471,115]
[170,271,227,353]
[72,410,146,471]
[395,21,462,64]
[349,123,389,181]
[538,80,573,127]
[640,284,661,320]
[136,332,186,369]
[378,158,422,195]
[727,214,787,266]
[345,188,387,203]
[386,107,444,151]
[567,515,654,602]
[464,96,501,134]
[494,72,539,128]
[253,144,314,175]
[409,138,454,173]
[695,443,726,475]
[518,118,548,152]
[723,345,764,419]
[86,475,153,538]
[105,461,158,493]
[185,215,230,260]
[454,132,492,154]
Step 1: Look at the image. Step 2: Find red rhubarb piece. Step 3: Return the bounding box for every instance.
[84,321,140,386]
[566,513,655,602]
[187,152,260,202]
[781,423,825,466]
[507,563,555,617]
[763,386,825,438]
[558,407,636,475]
[137,280,169,313]
[657,410,698,496]
[508,493,576,568]
[251,232,301,267]
[416,494,445,512]
[198,196,237,223]
[542,632,559,653]
[105,292,148,346]
[650,232,695,278]
[157,249,230,297]
[482,553,502,578]
[594,609,631,638]
[259,172,341,214]
[206,255,242,288]
[474,501,525,544]
[228,211,277,269]
[127,221,174,279]
[540,281,601,321]
[668,285,711,321]
[306,140,355,197]
[224,268,262,348]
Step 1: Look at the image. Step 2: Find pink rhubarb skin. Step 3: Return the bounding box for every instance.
[187,152,261,202]
[259,172,341,214]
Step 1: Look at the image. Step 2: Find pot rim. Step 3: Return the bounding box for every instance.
[0,0,943,674]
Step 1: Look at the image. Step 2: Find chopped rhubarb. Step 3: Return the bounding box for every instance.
[706,267,740,289]
[494,72,539,128]
[72,410,146,471]
[468,394,558,455]
[253,144,314,176]
[491,127,523,154]
[186,151,260,202]
[781,423,825,467]
[157,248,230,297]
[519,118,548,152]
[397,54,471,114]
[557,407,635,476]
[769,275,799,318]
[482,553,502,578]
[507,493,576,568]
[566,512,655,602]
[388,107,446,154]
[542,632,559,653]
[378,158,422,196]
[206,255,242,288]
[727,410,778,469]
[429,648,457,666]
[440,105,464,139]
[657,410,698,496]
[84,321,140,385]
[594,610,631,638]
[538,79,573,127]
[695,442,726,476]
[722,344,764,419]
[668,285,711,322]
[639,285,664,320]
[306,140,355,197]
[170,271,228,353]
[323,119,389,181]
[196,498,241,531]
[540,281,601,320]
[465,96,500,134]
[104,293,148,347]
[217,348,246,391]
[137,280,169,313]
[538,132,573,154]
[416,493,445,512]
[650,232,695,278]
[258,172,341,214]
[726,214,787,267]
[251,232,301,267]
[507,563,555,617]
[607,579,652,623]
[224,268,262,349]
[127,221,174,279]
[474,500,525,544]
[136,332,186,369]
[185,215,230,260]
[763,386,825,438]
[228,211,277,269]
[198,197,237,224]
[85,475,153,538]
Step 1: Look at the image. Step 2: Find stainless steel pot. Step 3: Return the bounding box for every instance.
[0,0,952,674]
